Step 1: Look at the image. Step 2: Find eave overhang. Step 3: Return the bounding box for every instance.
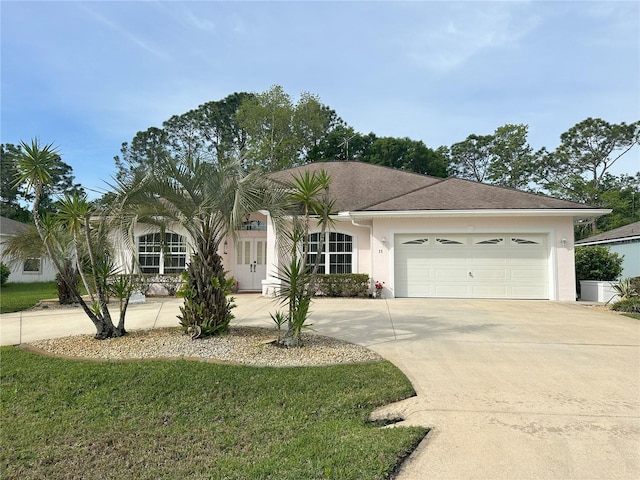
[338,208,612,221]
[576,236,640,246]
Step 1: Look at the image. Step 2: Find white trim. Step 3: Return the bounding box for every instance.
[576,237,640,246]
[307,229,357,274]
[339,208,611,220]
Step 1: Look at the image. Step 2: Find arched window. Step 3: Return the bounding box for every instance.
[307,232,353,274]
[138,232,186,274]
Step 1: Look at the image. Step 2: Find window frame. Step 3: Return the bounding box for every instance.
[307,232,354,274]
[23,257,42,274]
[138,232,187,275]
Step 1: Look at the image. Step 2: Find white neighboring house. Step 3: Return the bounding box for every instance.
[575,221,640,279]
[0,216,57,283]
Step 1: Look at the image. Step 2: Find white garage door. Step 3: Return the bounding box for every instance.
[394,234,549,299]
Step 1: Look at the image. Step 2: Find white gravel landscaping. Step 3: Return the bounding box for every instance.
[25,326,382,367]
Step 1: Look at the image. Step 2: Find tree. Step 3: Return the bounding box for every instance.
[114,154,287,338]
[1,142,83,221]
[1,219,78,304]
[540,118,639,203]
[307,126,375,162]
[487,124,535,189]
[236,85,340,171]
[538,118,640,233]
[582,173,640,239]
[448,134,493,182]
[364,136,449,177]
[14,138,133,339]
[0,144,30,221]
[273,170,334,347]
[115,92,254,179]
[575,245,623,282]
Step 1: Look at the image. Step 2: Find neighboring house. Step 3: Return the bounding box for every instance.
[575,221,640,279]
[124,162,609,302]
[0,216,57,283]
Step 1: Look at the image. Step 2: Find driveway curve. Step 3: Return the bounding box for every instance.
[303,298,640,480]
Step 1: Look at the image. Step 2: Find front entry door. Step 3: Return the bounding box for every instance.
[235,238,267,291]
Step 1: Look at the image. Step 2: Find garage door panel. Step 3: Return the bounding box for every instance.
[472,285,509,297]
[434,267,467,281]
[473,269,509,281]
[434,284,471,297]
[394,233,548,299]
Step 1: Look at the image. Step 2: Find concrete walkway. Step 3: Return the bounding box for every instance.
[1,295,639,479]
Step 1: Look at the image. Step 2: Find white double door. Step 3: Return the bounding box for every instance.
[235,238,267,291]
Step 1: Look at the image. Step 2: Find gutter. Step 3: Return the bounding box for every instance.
[576,236,640,246]
[338,208,611,220]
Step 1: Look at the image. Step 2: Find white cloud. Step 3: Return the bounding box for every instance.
[78,3,169,60]
[404,3,541,72]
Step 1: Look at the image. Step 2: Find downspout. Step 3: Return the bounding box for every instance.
[350,215,374,295]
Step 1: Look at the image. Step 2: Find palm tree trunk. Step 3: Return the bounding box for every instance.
[179,237,233,337]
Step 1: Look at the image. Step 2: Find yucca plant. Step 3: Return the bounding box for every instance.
[611,278,639,301]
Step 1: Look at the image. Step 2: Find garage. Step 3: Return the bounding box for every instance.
[394,233,549,299]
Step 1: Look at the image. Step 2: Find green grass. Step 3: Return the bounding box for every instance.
[0,282,58,313]
[623,313,640,320]
[1,347,428,479]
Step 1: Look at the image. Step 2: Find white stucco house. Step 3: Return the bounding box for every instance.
[127,162,609,302]
[575,221,640,279]
[0,216,57,283]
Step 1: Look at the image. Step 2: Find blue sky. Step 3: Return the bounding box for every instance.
[2,0,639,196]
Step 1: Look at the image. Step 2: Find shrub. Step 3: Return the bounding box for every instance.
[315,274,370,297]
[141,274,185,296]
[611,278,639,301]
[575,246,623,282]
[611,298,640,313]
[0,263,10,286]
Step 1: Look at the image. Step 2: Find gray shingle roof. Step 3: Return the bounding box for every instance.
[575,221,640,244]
[0,216,29,236]
[268,161,600,212]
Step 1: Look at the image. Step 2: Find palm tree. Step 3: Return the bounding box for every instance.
[14,138,128,339]
[0,217,78,304]
[274,169,335,347]
[113,154,287,337]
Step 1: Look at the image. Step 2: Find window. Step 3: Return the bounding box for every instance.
[475,238,504,245]
[138,233,187,274]
[403,238,429,245]
[307,232,353,274]
[436,238,464,245]
[23,258,41,273]
[512,237,540,245]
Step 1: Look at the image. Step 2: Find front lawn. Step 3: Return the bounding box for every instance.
[1,347,427,479]
[0,282,58,313]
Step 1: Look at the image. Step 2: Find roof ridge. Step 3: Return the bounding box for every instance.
[358,176,450,211]
[446,176,597,208]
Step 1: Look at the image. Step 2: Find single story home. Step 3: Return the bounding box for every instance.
[0,216,57,283]
[129,162,608,302]
[575,221,640,279]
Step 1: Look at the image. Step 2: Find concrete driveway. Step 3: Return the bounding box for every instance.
[235,296,640,480]
[1,295,639,479]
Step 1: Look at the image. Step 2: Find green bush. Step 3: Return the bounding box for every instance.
[315,274,370,297]
[611,297,640,313]
[0,263,10,286]
[575,246,623,282]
